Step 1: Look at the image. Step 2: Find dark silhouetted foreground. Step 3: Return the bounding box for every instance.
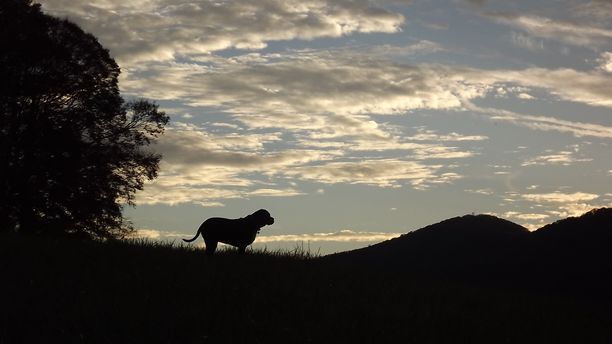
[1,209,611,343]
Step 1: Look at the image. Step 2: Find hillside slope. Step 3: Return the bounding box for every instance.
[529,208,612,291]
[328,214,529,275]
[326,208,612,292]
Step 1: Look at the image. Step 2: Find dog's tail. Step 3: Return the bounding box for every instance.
[182,230,201,243]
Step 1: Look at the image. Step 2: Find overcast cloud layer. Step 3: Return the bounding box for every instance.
[39,0,612,252]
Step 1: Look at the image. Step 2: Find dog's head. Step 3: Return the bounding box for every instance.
[246,209,275,228]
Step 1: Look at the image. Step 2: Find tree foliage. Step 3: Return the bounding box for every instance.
[0,0,169,238]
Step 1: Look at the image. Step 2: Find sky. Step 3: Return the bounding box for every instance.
[39,0,612,254]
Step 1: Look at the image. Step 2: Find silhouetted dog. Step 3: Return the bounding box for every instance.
[182,209,274,255]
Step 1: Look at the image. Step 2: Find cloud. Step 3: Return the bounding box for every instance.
[116,53,493,162]
[363,40,446,57]
[573,0,612,23]
[502,212,549,221]
[120,50,611,207]
[257,229,402,243]
[467,104,612,139]
[467,67,612,108]
[317,136,479,159]
[155,124,282,166]
[411,128,489,142]
[465,188,494,195]
[521,149,593,166]
[122,51,612,144]
[499,190,609,229]
[135,122,340,206]
[248,188,306,197]
[137,183,305,207]
[156,123,339,168]
[40,0,405,64]
[510,31,544,51]
[547,202,608,218]
[136,185,239,207]
[281,159,459,188]
[494,86,537,100]
[597,52,612,72]
[128,228,187,240]
[489,13,612,48]
[498,211,550,231]
[121,54,481,127]
[521,192,599,203]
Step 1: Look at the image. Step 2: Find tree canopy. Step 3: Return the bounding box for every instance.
[0,0,169,238]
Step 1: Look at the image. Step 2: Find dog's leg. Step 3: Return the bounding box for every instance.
[205,239,218,256]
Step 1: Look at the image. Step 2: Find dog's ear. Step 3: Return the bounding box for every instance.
[253,209,270,217]
[249,209,274,226]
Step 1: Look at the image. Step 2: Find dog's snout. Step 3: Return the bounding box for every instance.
[269,217,275,224]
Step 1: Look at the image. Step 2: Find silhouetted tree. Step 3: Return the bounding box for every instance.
[0,0,169,238]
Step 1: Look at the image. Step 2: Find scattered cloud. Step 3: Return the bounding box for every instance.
[281,159,458,188]
[257,229,403,243]
[517,93,535,100]
[468,104,612,139]
[128,228,187,240]
[136,185,239,207]
[494,86,534,99]
[502,211,549,221]
[120,53,483,129]
[521,191,599,204]
[411,128,488,142]
[597,52,612,72]
[248,188,306,197]
[498,188,610,230]
[496,211,549,231]
[510,31,544,51]
[465,188,495,195]
[138,120,477,206]
[41,0,405,64]
[489,13,612,48]
[521,149,592,166]
[120,51,612,149]
[547,202,606,218]
[136,122,340,206]
[365,40,446,57]
[573,0,612,23]
[470,67,612,108]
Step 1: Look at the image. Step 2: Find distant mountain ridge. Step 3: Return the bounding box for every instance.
[326,208,612,295]
[534,207,612,240]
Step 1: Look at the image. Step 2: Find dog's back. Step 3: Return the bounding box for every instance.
[203,217,256,247]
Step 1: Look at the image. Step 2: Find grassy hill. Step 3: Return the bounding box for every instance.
[1,210,612,343]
